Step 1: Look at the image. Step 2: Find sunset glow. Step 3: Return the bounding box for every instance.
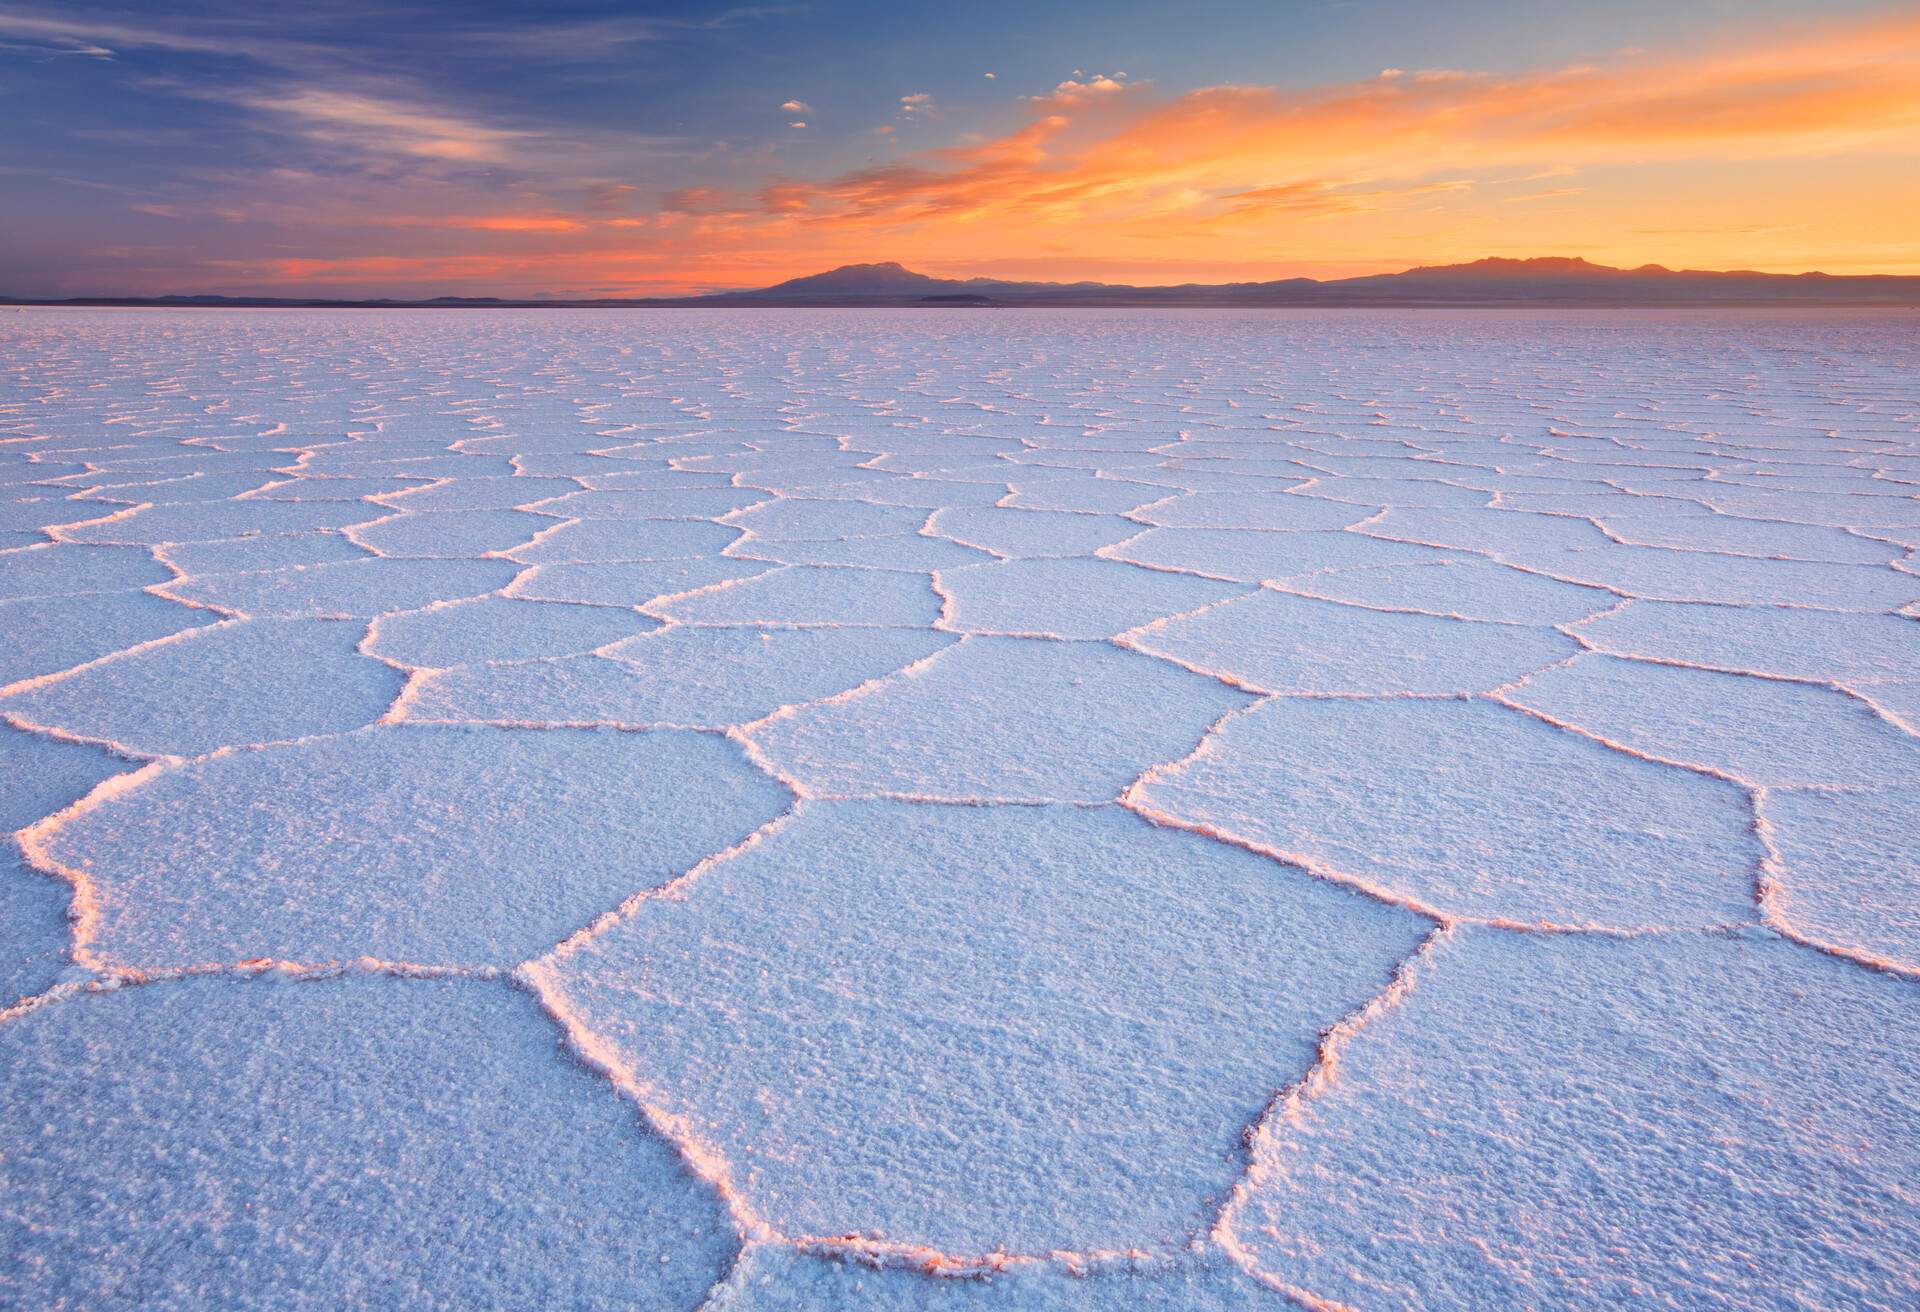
[3,4,1918,294]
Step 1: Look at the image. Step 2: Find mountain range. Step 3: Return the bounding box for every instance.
[9,257,1920,308]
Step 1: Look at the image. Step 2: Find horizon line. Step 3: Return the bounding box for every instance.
[13,254,1920,307]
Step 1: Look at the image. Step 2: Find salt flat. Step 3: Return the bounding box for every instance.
[2,308,1917,1310]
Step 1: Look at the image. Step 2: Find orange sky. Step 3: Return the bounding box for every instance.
[9,6,1920,294]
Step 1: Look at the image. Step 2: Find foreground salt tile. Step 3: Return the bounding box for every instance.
[161,556,518,618]
[856,477,1011,510]
[1281,557,1614,626]
[711,1245,1290,1309]
[733,531,990,571]
[928,506,1144,557]
[1295,474,1491,508]
[369,596,653,666]
[347,507,546,558]
[1507,652,1920,786]
[54,497,384,545]
[0,975,737,1308]
[539,801,1428,1254]
[510,557,768,607]
[1004,475,1169,515]
[1109,527,1453,582]
[1129,590,1575,694]
[0,590,217,688]
[0,728,130,1004]
[38,725,789,967]
[0,542,172,601]
[1690,487,1920,529]
[1522,542,1918,611]
[3,618,402,756]
[532,486,769,519]
[373,473,578,511]
[508,516,744,563]
[407,627,953,728]
[1596,512,1903,564]
[1,843,70,1006]
[1761,786,1920,972]
[728,496,929,540]
[156,530,371,574]
[1134,489,1373,532]
[254,473,425,502]
[750,635,1250,801]
[941,557,1250,639]
[1225,928,1920,1311]
[1573,600,1920,684]
[652,565,942,627]
[1131,697,1757,927]
[1360,506,1614,566]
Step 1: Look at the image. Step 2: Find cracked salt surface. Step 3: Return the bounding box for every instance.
[1,308,1917,1309]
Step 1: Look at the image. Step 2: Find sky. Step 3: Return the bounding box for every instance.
[2,1,1917,297]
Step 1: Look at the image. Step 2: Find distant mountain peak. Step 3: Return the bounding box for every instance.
[1404,256,1614,277]
[750,262,950,295]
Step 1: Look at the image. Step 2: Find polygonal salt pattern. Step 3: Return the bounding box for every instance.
[1129,697,1759,927]
[0,726,133,1006]
[1507,651,1920,786]
[1572,599,1920,684]
[367,595,656,666]
[158,555,519,618]
[939,556,1252,639]
[0,589,219,689]
[1129,588,1577,694]
[0,975,739,1309]
[748,635,1251,801]
[1759,785,1920,973]
[3,307,1919,1309]
[536,800,1429,1254]
[1223,928,1920,1311]
[404,626,955,729]
[33,725,790,969]
[2,617,403,756]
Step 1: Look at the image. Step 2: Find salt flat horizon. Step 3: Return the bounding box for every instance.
[2,307,1916,1309]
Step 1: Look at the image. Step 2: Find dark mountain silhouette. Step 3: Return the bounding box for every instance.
[9,257,1920,308]
[740,262,952,296]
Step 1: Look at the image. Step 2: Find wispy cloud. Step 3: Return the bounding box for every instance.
[230,86,530,163]
[728,12,1920,233]
[1504,186,1585,203]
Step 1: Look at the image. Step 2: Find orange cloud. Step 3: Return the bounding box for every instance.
[752,10,1920,234]
[172,11,1920,295]
[387,214,589,233]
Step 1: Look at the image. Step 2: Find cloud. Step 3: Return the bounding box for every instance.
[232,86,530,163]
[454,7,801,59]
[434,214,588,233]
[1504,186,1585,203]
[734,11,1920,235]
[1222,178,1473,218]
[662,186,749,215]
[781,99,811,114]
[1049,72,1129,99]
[60,8,1920,296]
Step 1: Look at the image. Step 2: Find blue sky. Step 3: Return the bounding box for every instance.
[2,1,1913,295]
